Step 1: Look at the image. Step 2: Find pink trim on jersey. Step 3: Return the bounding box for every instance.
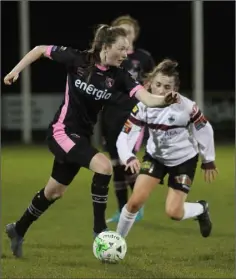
[134,126,145,152]
[95,64,109,71]
[52,79,75,153]
[129,85,143,97]
[53,132,75,153]
[45,45,53,58]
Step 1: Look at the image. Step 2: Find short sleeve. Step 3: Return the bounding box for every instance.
[45,45,79,67]
[118,69,144,98]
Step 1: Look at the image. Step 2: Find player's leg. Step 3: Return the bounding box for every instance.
[89,152,112,234]
[105,130,144,223]
[112,159,128,213]
[104,131,129,223]
[117,175,160,238]
[165,154,212,237]
[117,153,166,237]
[6,158,80,258]
[106,159,128,223]
[125,126,150,221]
[124,169,144,222]
[63,134,113,235]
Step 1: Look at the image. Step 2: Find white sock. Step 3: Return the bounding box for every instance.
[182,202,204,220]
[116,205,138,238]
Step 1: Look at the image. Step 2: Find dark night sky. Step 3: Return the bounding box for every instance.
[2,1,235,94]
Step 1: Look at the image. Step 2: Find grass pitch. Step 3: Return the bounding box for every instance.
[1,145,234,278]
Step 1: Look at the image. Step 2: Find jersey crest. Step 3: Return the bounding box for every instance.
[105,77,115,88]
[168,114,176,123]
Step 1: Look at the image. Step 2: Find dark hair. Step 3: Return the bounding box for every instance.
[86,24,127,81]
[144,59,180,90]
[111,15,140,41]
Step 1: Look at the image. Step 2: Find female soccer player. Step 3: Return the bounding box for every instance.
[116,59,218,238]
[4,25,178,258]
[102,15,155,223]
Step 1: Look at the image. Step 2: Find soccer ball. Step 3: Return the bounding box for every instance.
[93,231,127,263]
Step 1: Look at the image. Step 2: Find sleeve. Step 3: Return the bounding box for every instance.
[44,45,78,67]
[189,102,216,163]
[116,102,146,164]
[118,69,144,98]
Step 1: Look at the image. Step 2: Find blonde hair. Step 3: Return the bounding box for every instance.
[144,59,180,90]
[111,15,140,40]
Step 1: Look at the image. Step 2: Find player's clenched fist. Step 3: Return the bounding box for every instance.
[4,71,19,85]
[165,91,180,105]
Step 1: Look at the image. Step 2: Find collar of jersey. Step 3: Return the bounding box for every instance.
[95,64,109,71]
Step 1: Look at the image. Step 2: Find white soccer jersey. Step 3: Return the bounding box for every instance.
[117,94,215,167]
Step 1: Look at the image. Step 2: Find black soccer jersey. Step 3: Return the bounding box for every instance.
[45,45,143,137]
[101,48,155,134]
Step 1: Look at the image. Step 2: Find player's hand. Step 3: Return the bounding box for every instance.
[125,157,140,174]
[4,71,19,85]
[201,162,218,183]
[164,91,180,105]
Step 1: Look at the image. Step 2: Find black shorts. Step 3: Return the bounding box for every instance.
[47,133,98,185]
[139,153,199,193]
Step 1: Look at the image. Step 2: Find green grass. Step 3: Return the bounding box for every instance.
[1,145,235,278]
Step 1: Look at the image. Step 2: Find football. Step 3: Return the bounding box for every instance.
[93,231,127,263]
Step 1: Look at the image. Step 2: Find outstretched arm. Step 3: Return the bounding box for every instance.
[120,70,180,108]
[4,45,48,85]
[4,45,77,86]
[135,88,179,108]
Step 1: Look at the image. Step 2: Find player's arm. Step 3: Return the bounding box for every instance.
[4,45,76,85]
[189,103,218,183]
[4,45,48,85]
[116,104,145,173]
[135,87,179,108]
[119,70,179,108]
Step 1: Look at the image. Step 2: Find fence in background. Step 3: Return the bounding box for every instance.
[2,91,234,145]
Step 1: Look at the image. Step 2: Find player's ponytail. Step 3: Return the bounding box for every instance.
[89,24,110,63]
[144,58,180,91]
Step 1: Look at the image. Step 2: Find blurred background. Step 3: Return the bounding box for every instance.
[1,1,235,145]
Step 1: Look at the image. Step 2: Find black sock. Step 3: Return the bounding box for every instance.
[91,173,111,233]
[113,165,128,212]
[15,188,56,237]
